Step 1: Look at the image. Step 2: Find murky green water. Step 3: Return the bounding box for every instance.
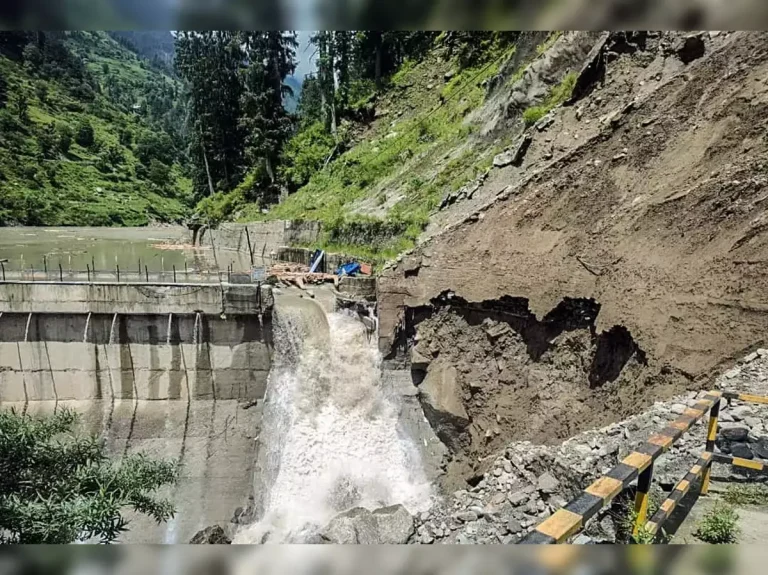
[0,227,194,272]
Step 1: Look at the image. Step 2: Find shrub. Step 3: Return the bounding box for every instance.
[0,408,178,543]
[523,106,547,126]
[57,124,73,153]
[74,120,94,148]
[694,503,740,544]
[36,123,59,159]
[147,158,171,188]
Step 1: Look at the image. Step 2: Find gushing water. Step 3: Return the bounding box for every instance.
[108,313,118,345]
[24,313,32,342]
[193,312,201,346]
[234,295,432,543]
[83,312,91,343]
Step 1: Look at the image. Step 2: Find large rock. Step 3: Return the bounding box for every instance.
[418,363,470,450]
[753,437,768,460]
[320,505,415,544]
[721,426,749,442]
[674,34,706,64]
[320,507,380,544]
[189,525,232,544]
[372,504,415,544]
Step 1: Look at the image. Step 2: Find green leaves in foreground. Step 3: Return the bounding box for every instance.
[0,408,178,544]
[694,502,740,544]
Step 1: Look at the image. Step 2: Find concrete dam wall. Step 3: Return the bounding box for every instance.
[0,280,273,542]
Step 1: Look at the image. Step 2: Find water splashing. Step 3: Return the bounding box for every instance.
[83,312,91,344]
[193,312,201,346]
[108,313,118,346]
[234,295,432,543]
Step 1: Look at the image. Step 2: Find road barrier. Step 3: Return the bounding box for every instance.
[520,389,768,544]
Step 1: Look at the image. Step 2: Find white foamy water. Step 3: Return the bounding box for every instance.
[234,296,432,543]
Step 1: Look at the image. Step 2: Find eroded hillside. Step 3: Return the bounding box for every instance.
[378,31,768,482]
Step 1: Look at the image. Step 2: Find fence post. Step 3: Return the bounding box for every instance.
[87,264,91,283]
[701,399,721,495]
[145,265,149,283]
[59,263,63,282]
[43,256,47,273]
[1,262,4,281]
[632,464,654,538]
[173,265,177,283]
[116,264,120,283]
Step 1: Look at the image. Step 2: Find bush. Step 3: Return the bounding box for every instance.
[695,503,740,544]
[74,120,94,148]
[57,124,73,153]
[523,106,547,126]
[195,187,247,225]
[0,408,178,543]
[148,158,171,188]
[36,123,59,159]
[279,121,338,189]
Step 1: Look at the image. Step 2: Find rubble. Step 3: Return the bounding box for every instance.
[404,351,768,544]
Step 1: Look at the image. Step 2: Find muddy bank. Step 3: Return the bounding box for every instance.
[401,293,692,491]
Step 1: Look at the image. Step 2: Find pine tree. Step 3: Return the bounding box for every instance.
[175,31,245,200]
[239,31,297,198]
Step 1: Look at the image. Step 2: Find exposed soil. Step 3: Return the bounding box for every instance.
[379,33,768,475]
[406,294,690,490]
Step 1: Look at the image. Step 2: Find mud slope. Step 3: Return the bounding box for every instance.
[380,32,768,438]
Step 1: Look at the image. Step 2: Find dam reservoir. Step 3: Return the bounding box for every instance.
[0,225,439,543]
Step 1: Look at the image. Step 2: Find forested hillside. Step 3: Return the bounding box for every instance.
[184,32,520,263]
[0,30,524,241]
[0,31,191,226]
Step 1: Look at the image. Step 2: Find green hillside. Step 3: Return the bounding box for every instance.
[0,31,191,226]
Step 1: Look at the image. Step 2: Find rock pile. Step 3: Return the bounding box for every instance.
[408,349,768,544]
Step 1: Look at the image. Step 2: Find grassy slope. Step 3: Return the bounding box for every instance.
[0,32,191,226]
[247,42,517,264]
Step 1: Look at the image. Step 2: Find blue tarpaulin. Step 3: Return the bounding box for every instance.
[336,262,361,277]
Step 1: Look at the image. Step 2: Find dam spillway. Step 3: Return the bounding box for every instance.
[0,278,273,542]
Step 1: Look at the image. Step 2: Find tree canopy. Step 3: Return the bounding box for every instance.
[0,408,178,544]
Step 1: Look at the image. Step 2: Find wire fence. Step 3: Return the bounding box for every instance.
[0,263,261,285]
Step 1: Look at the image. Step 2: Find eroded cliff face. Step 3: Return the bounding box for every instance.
[378,31,768,483]
[398,294,685,490]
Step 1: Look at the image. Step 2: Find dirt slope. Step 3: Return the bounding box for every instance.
[379,32,768,475]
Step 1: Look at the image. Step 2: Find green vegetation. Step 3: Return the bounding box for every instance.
[0,408,178,543]
[523,71,578,126]
[723,483,768,506]
[252,40,514,264]
[694,503,740,544]
[0,31,191,226]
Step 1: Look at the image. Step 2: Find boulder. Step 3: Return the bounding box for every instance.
[537,471,560,494]
[674,34,706,64]
[320,507,380,544]
[752,437,768,460]
[721,426,749,442]
[189,525,232,544]
[419,363,470,450]
[372,504,415,544]
[730,443,754,460]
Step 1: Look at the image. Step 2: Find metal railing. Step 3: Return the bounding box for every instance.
[0,265,259,285]
[522,389,768,544]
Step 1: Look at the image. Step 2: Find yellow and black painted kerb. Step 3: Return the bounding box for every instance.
[644,452,712,537]
[722,391,768,405]
[711,452,768,473]
[520,391,723,544]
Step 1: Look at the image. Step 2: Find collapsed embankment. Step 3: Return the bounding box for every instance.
[378,31,768,486]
